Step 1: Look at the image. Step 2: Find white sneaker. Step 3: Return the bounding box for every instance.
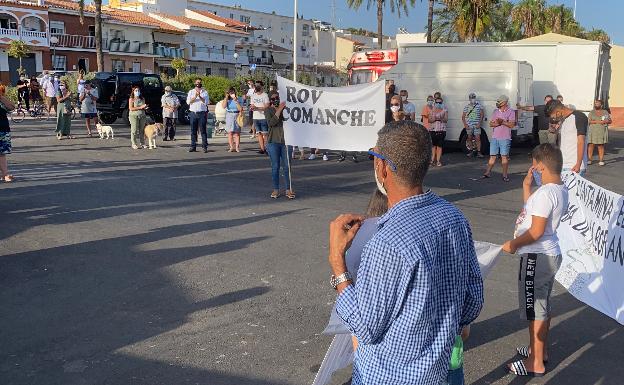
[599,161,605,166]
[323,154,329,161]
[308,154,317,160]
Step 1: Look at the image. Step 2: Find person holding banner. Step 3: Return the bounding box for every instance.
[328,120,483,385]
[502,143,568,378]
[265,91,295,199]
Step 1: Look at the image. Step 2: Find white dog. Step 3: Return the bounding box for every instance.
[96,123,114,139]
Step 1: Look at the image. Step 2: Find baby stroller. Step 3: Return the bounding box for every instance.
[213,101,227,136]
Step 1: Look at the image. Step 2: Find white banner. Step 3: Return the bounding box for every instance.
[277,76,385,151]
[555,172,624,325]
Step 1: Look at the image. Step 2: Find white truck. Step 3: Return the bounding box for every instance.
[395,40,611,112]
[381,60,534,151]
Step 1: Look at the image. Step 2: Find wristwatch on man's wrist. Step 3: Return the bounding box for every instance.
[330,272,353,290]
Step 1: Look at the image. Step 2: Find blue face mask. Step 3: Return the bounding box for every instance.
[532,169,543,186]
[435,103,443,109]
[134,90,141,97]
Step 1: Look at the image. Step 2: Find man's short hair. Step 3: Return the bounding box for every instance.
[255,80,264,86]
[532,143,563,174]
[376,121,432,187]
[545,99,564,116]
[544,94,553,100]
[195,78,202,82]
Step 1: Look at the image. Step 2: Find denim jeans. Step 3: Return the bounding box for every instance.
[445,366,464,385]
[189,111,208,149]
[266,142,293,190]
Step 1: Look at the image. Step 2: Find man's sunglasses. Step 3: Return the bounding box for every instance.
[368,149,397,172]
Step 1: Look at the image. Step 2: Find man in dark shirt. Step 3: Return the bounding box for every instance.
[385,83,397,124]
[517,95,553,145]
[16,76,30,111]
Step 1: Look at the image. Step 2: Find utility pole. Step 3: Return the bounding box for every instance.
[293,0,298,81]
[573,0,577,19]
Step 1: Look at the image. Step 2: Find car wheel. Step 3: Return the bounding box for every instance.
[178,109,190,125]
[98,113,117,125]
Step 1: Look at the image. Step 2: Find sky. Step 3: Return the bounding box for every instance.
[206,0,623,45]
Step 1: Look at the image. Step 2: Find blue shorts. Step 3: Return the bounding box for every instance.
[82,113,97,119]
[254,119,268,133]
[490,138,511,156]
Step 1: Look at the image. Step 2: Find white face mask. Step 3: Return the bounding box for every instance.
[374,163,388,197]
[401,96,407,102]
[390,106,400,113]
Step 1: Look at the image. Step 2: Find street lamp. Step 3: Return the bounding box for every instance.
[233,52,239,76]
[49,35,59,70]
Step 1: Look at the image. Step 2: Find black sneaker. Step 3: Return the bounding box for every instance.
[258,150,265,154]
[337,155,346,162]
[163,138,169,141]
[203,148,208,153]
[188,147,197,152]
[351,155,358,163]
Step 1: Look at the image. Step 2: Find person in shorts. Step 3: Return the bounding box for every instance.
[502,143,568,378]
[245,80,256,137]
[428,96,447,166]
[79,81,98,137]
[483,95,515,182]
[250,80,270,154]
[0,83,16,182]
[462,92,484,158]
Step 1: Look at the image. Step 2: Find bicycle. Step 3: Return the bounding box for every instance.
[30,100,50,121]
[10,102,27,123]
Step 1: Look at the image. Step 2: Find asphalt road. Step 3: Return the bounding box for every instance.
[1,119,623,385]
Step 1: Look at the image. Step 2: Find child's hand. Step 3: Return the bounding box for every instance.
[502,240,517,254]
[523,166,535,186]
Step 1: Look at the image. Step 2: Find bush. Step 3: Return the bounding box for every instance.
[5,86,18,105]
[162,74,237,104]
[59,72,95,96]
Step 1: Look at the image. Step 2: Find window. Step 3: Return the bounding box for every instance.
[132,62,141,72]
[240,15,250,23]
[111,59,125,72]
[189,66,198,74]
[230,13,234,19]
[52,55,66,70]
[205,68,212,76]
[50,21,65,35]
[218,68,228,77]
[281,38,285,44]
[110,29,125,41]
[88,25,95,37]
[302,24,310,37]
[261,51,266,58]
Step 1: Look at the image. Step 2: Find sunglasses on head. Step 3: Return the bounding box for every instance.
[368,149,398,172]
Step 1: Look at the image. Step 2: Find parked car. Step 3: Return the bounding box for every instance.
[92,72,164,125]
[172,90,190,125]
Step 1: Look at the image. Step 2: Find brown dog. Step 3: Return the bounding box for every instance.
[144,123,164,149]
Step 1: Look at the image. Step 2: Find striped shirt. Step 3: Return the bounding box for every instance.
[463,102,483,128]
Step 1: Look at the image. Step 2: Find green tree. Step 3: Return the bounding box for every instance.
[171,58,186,77]
[346,0,416,48]
[511,0,546,38]
[583,28,611,43]
[441,0,498,42]
[7,40,30,75]
[430,4,461,42]
[544,4,582,36]
[482,0,521,41]
[78,0,104,71]
[426,0,435,42]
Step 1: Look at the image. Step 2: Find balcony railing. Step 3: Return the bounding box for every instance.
[0,28,19,37]
[0,28,47,46]
[21,30,47,39]
[154,45,185,59]
[191,47,249,65]
[51,33,95,49]
[248,56,272,65]
[105,39,153,55]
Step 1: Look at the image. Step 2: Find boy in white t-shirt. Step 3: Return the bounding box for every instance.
[502,143,569,378]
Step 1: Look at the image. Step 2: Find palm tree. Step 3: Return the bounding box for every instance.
[430,5,461,42]
[78,0,104,72]
[431,0,497,42]
[583,28,610,43]
[426,0,435,43]
[544,4,582,36]
[346,0,416,49]
[482,0,521,42]
[511,0,546,38]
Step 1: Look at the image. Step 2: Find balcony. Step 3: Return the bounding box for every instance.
[248,56,273,66]
[154,45,185,59]
[51,33,95,49]
[0,28,48,47]
[105,39,153,55]
[191,47,249,65]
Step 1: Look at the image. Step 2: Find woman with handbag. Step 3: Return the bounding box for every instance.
[221,87,243,152]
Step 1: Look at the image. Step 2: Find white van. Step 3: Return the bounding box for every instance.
[380,60,534,152]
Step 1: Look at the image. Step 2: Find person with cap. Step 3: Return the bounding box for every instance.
[483,95,515,182]
[462,92,484,158]
[79,81,99,137]
[161,86,180,141]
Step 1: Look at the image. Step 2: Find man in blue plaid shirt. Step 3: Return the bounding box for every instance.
[328,121,484,385]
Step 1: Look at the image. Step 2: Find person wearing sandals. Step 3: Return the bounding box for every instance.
[0,84,16,182]
[587,99,611,166]
[265,91,295,199]
[483,95,515,182]
[221,87,243,152]
[428,96,447,166]
[79,81,98,137]
[55,80,74,140]
[502,144,568,378]
[129,86,148,150]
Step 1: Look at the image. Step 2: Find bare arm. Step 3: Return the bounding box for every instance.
[573,135,586,173]
[462,111,468,127]
[506,215,548,253]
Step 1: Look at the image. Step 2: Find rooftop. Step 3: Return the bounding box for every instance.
[152,13,248,35]
[189,9,256,29]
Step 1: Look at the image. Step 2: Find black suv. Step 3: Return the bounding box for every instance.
[92,72,164,125]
